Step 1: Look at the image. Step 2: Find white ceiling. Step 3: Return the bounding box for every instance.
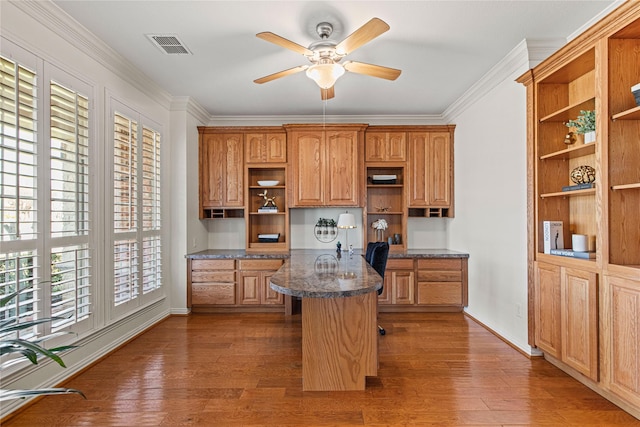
[52,0,615,117]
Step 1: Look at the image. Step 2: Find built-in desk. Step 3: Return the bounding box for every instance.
[269,251,382,391]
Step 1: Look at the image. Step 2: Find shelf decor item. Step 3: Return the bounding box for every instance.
[570,165,596,185]
[564,131,577,145]
[371,218,388,242]
[565,110,596,144]
[257,180,279,186]
[257,189,277,209]
[632,83,640,106]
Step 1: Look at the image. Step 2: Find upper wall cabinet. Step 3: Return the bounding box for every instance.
[198,128,244,219]
[285,124,366,207]
[365,131,406,162]
[407,127,455,217]
[245,131,287,164]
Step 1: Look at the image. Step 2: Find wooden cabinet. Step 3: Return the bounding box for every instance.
[519,3,640,416]
[365,131,406,162]
[245,131,286,163]
[198,128,244,219]
[379,259,414,305]
[188,257,286,311]
[188,259,236,306]
[417,258,467,308]
[602,274,640,408]
[285,124,365,207]
[378,256,468,312]
[408,129,454,217]
[534,262,598,380]
[238,259,285,305]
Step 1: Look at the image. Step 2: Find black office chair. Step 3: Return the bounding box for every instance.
[366,241,389,335]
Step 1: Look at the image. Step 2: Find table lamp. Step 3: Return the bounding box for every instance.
[337,212,357,255]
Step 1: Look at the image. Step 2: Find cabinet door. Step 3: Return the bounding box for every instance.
[561,267,598,381]
[408,132,451,207]
[602,275,640,406]
[239,272,261,304]
[290,131,324,206]
[262,271,284,305]
[245,133,286,163]
[200,133,243,207]
[325,130,360,206]
[365,132,406,162]
[534,262,562,358]
[391,270,415,304]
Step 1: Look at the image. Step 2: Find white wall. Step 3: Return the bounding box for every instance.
[445,40,561,354]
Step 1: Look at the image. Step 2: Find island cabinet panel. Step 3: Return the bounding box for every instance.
[286,124,365,207]
[245,132,286,163]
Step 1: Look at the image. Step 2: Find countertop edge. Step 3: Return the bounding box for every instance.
[186,249,469,259]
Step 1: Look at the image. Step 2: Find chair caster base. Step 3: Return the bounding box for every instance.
[378,326,386,336]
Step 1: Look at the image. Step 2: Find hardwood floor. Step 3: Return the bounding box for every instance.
[4,312,639,426]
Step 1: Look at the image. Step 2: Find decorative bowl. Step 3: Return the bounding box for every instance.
[570,165,596,184]
[257,180,279,186]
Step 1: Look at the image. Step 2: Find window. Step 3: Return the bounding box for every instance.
[1,50,93,345]
[112,108,162,312]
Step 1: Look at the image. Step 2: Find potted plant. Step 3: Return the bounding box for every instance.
[566,110,596,144]
[0,284,85,402]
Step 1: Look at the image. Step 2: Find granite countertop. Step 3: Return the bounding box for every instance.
[185,248,468,259]
[269,250,382,298]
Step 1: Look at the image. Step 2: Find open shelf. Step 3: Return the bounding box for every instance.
[246,166,289,252]
[539,142,595,160]
[364,165,406,251]
[539,98,596,123]
[612,105,640,121]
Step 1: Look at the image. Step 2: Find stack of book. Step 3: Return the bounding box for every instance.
[550,249,596,259]
[258,206,278,213]
[258,233,280,243]
[562,182,595,192]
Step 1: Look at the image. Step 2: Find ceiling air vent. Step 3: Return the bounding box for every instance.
[146,34,192,55]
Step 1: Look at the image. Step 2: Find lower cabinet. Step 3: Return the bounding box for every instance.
[188,258,285,311]
[601,274,640,408]
[190,259,236,305]
[534,261,598,381]
[379,259,415,305]
[379,257,468,311]
[417,258,466,307]
[238,259,285,305]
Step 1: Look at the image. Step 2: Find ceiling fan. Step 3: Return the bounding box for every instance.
[254,18,402,100]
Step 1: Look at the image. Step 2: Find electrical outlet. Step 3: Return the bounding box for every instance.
[192,237,197,248]
[516,303,522,318]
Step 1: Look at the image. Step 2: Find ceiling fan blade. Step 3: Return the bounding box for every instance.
[256,32,313,56]
[343,61,401,80]
[321,86,335,100]
[335,18,390,55]
[254,65,309,84]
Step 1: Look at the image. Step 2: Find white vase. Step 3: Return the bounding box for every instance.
[583,131,596,144]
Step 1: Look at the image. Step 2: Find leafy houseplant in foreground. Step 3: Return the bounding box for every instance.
[0,284,85,401]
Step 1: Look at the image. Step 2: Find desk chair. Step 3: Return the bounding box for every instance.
[366,241,389,335]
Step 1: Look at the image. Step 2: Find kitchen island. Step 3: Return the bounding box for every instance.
[269,251,382,391]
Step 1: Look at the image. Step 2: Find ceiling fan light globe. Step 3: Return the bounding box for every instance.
[306,63,345,89]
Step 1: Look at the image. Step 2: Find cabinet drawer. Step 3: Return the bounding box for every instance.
[238,259,284,271]
[191,259,235,270]
[192,283,236,305]
[416,258,461,270]
[191,271,235,283]
[417,270,461,282]
[386,258,414,269]
[417,282,462,305]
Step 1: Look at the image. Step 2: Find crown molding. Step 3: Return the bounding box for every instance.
[11,0,173,109]
[205,114,447,127]
[171,96,210,125]
[442,38,564,122]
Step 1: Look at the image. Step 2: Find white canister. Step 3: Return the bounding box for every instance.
[572,234,588,252]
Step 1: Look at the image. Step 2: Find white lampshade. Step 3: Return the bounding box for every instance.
[306,63,345,89]
[337,213,356,229]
